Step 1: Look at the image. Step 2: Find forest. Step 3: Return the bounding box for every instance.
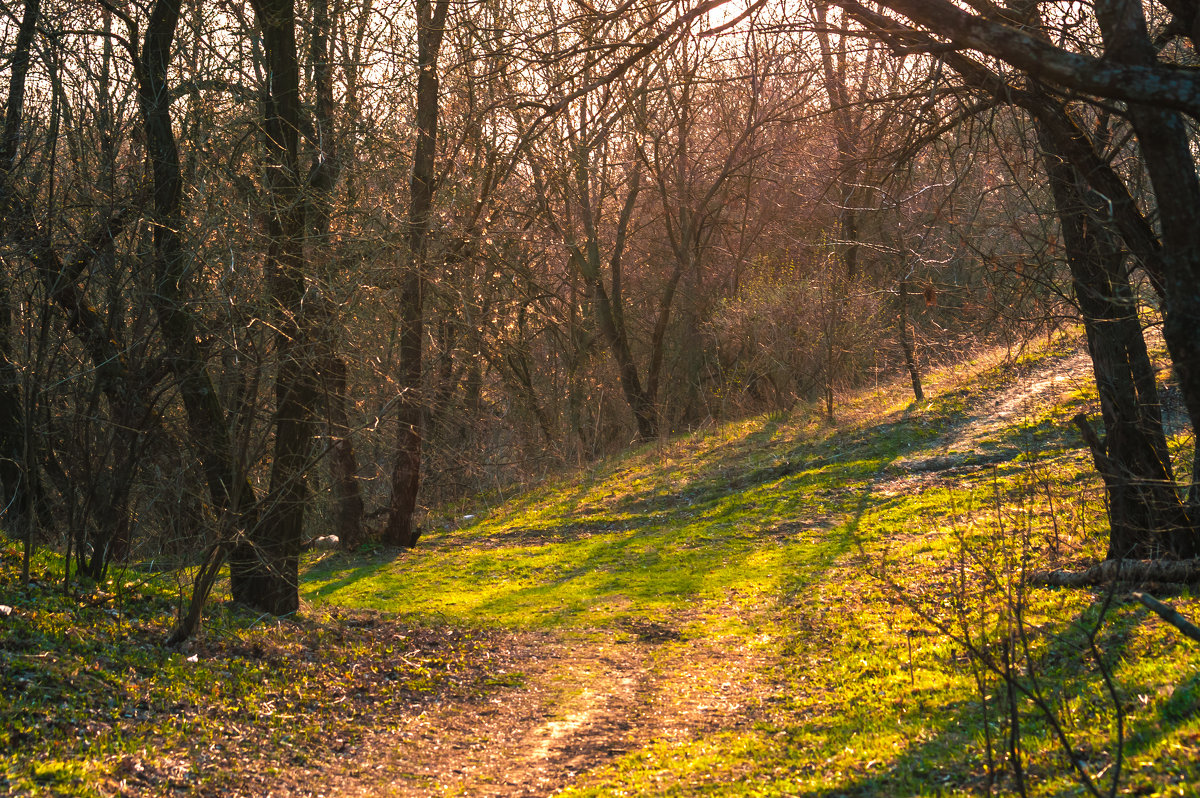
[2,0,1200,795]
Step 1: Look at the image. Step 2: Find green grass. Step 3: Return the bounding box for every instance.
[303,418,890,633]
[302,333,1085,633]
[0,547,509,796]
[6,328,1200,795]
[303,369,960,631]
[305,330,1200,796]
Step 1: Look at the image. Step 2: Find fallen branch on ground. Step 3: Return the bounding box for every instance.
[1030,559,1200,587]
[1133,591,1200,645]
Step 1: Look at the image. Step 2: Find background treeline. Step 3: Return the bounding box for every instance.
[1,0,1191,633]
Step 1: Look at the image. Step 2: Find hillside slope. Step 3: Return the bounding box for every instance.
[298,332,1199,797]
[4,332,1197,797]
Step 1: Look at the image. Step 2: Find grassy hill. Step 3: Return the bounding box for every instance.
[3,330,1199,796]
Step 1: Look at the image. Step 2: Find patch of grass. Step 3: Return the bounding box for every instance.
[0,544,513,796]
[13,329,1200,796]
[306,329,1200,796]
[556,353,1197,797]
[302,348,978,633]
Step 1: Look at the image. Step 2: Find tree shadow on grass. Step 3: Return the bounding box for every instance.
[764,591,1199,797]
[300,382,1041,629]
[301,461,875,628]
[303,550,402,602]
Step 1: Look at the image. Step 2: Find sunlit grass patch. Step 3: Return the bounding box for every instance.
[311,327,1200,797]
[561,554,1200,797]
[304,397,912,630]
[9,327,1199,796]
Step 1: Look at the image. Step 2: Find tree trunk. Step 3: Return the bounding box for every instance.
[583,168,660,442]
[231,0,318,613]
[1032,558,1200,587]
[325,354,365,547]
[137,0,263,638]
[305,0,364,547]
[1093,2,1200,544]
[0,0,41,542]
[815,2,863,283]
[589,276,658,441]
[1089,6,1200,544]
[3,0,152,579]
[645,262,685,416]
[1039,122,1192,559]
[866,6,1200,559]
[897,276,923,402]
[383,0,450,547]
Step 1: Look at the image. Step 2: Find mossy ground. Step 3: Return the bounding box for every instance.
[5,329,1200,796]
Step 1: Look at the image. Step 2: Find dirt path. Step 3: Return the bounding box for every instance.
[274,625,770,797]
[942,349,1093,455]
[880,348,1094,487]
[267,346,1100,798]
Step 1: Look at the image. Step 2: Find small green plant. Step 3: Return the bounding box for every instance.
[878,491,1127,797]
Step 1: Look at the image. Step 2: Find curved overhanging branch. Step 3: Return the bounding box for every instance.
[834,0,1200,118]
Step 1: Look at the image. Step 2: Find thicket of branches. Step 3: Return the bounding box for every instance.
[2,0,1195,636]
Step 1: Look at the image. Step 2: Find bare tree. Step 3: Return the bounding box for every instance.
[831,0,1200,558]
[381,0,451,548]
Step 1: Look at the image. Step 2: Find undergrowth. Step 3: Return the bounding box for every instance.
[308,330,1200,795]
[556,335,1200,796]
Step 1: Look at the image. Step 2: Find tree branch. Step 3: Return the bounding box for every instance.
[1133,591,1200,645]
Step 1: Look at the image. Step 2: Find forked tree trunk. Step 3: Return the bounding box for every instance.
[137,0,263,639]
[815,1,863,283]
[1094,1,1200,538]
[589,276,658,441]
[895,8,1200,559]
[581,170,661,442]
[230,0,318,613]
[1039,125,1193,559]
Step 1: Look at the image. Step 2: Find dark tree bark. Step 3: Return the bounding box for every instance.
[835,0,1200,116]
[815,1,865,281]
[836,0,1200,557]
[1039,129,1191,558]
[135,0,263,638]
[230,0,320,612]
[1,0,157,580]
[0,0,41,556]
[582,217,662,442]
[304,0,365,547]
[897,276,923,402]
[1093,0,1200,534]
[383,0,450,547]
[576,172,661,441]
[324,354,364,546]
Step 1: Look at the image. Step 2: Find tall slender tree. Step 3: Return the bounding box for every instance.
[383,0,452,547]
[228,0,319,612]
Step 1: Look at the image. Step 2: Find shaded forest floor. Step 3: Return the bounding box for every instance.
[4,330,1200,796]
